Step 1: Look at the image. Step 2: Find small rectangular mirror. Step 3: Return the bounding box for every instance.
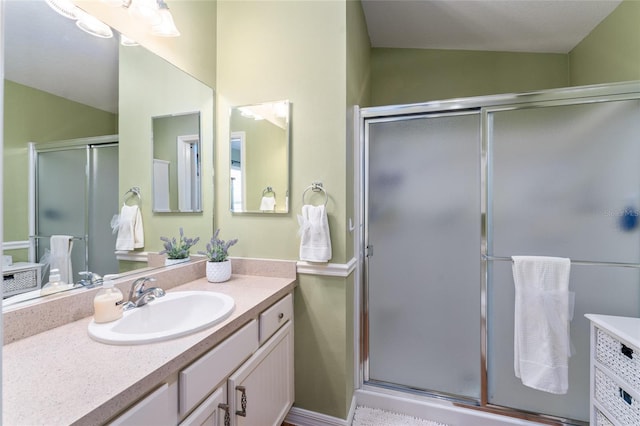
[152,112,202,213]
[230,100,290,213]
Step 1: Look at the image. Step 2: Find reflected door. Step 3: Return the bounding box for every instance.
[365,111,482,399]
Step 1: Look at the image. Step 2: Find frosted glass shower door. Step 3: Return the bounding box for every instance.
[366,112,481,399]
[88,144,118,276]
[487,99,640,422]
[37,149,88,283]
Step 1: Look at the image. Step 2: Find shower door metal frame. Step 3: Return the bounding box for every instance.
[359,80,640,426]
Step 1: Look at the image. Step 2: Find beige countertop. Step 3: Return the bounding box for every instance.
[2,274,296,426]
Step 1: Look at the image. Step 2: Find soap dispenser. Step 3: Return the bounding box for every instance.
[40,268,68,296]
[93,279,124,323]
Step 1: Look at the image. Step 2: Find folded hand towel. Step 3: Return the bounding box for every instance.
[260,196,276,212]
[50,235,73,284]
[298,204,332,262]
[512,256,572,394]
[115,204,144,251]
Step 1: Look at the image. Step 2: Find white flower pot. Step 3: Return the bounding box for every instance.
[165,256,190,266]
[206,260,232,283]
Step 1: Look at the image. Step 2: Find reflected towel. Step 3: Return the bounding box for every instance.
[115,204,144,251]
[259,196,276,212]
[298,204,332,262]
[512,256,572,394]
[50,235,73,284]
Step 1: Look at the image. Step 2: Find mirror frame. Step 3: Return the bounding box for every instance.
[229,100,291,214]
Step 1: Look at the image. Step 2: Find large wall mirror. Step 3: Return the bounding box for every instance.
[152,112,202,213]
[230,100,290,214]
[2,0,214,307]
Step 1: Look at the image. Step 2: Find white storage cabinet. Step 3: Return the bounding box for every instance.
[586,314,640,426]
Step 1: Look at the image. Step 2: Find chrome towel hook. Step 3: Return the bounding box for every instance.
[122,186,142,204]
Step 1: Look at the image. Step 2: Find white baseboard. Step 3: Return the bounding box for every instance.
[285,396,356,426]
[285,407,348,426]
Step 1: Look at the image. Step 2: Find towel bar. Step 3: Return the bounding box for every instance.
[483,255,640,269]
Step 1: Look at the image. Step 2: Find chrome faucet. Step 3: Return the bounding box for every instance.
[77,271,103,288]
[124,277,165,310]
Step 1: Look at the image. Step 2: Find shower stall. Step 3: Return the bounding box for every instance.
[29,135,119,284]
[360,82,640,424]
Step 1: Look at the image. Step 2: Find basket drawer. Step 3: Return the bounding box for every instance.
[2,269,38,293]
[596,327,640,390]
[595,367,640,425]
[595,408,615,426]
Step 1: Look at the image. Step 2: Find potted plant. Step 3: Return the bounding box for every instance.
[198,229,238,282]
[160,228,200,266]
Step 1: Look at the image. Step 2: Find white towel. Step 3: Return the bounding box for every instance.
[115,204,144,251]
[298,204,332,262]
[259,196,276,212]
[512,256,573,394]
[50,235,73,284]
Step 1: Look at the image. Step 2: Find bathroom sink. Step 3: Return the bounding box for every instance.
[87,291,235,345]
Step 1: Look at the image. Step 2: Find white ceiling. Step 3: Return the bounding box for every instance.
[4,0,119,113]
[3,0,623,114]
[361,0,623,53]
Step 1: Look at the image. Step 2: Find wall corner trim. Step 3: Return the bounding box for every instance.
[296,257,357,277]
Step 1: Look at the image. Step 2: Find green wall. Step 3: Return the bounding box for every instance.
[569,0,640,86]
[371,48,568,106]
[3,80,117,260]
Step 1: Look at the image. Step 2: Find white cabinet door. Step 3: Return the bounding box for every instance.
[180,384,228,426]
[228,321,294,426]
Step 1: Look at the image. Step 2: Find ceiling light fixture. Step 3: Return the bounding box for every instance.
[45,0,78,20]
[45,0,113,39]
[151,0,180,37]
[120,34,140,47]
[76,9,114,39]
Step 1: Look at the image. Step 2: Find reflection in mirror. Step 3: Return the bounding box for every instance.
[230,100,290,213]
[2,0,212,309]
[152,112,202,212]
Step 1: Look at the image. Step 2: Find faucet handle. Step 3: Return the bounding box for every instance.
[129,276,157,300]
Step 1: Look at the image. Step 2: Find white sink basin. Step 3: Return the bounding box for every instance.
[88,291,235,345]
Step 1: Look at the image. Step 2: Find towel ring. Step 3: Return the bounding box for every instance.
[122,187,142,204]
[302,182,328,206]
[262,186,276,197]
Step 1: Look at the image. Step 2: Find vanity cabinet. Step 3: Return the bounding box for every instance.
[586,314,640,426]
[229,321,293,426]
[110,293,294,426]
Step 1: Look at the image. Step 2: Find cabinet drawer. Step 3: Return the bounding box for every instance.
[596,327,640,390]
[259,294,293,345]
[180,320,259,417]
[110,384,172,425]
[595,408,615,426]
[595,367,640,425]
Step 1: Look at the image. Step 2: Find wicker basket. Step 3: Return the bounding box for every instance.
[2,269,38,293]
[597,328,640,391]
[595,367,640,425]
